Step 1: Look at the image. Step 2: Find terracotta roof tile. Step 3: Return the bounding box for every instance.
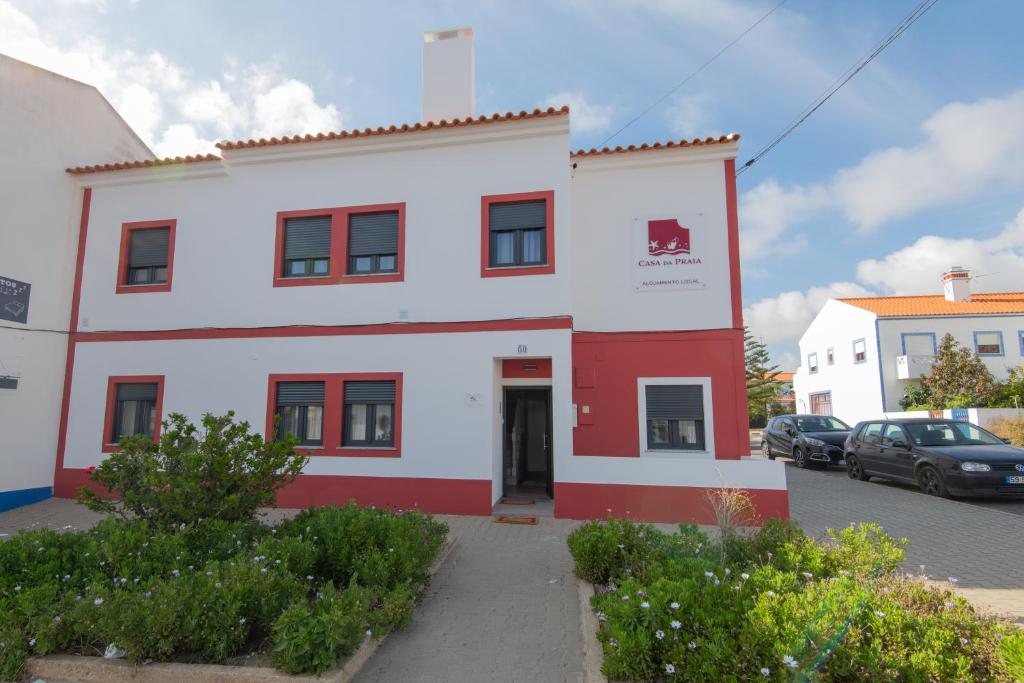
[66,154,221,175]
[838,292,1024,317]
[216,106,570,151]
[570,133,740,158]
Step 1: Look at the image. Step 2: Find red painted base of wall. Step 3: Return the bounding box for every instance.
[553,482,789,524]
[54,468,492,517]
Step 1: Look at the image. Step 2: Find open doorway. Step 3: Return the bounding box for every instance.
[502,387,552,500]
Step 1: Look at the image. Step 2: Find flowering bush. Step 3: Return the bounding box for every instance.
[78,412,308,530]
[0,504,448,680]
[570,519,1018,681]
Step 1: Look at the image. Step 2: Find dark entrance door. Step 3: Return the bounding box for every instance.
[503,387,553,499]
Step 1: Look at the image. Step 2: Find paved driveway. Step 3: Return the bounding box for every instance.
[783,458,1024,622]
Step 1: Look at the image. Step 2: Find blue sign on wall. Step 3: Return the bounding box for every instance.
[951,408,969,421]
[0,275,30,324]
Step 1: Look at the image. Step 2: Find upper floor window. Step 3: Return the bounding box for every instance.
[348,211,399,275]
[1019,331,1024,356]
[342,380,396,447]
[275,381,325,446]
[643,384,706,451]
[481,191,555,277]
[826,348,834,366]
[852,339,867,364]
[103,375,164,451]
[117,220,175,293]
[282,215,332,279]
[808,352,819,374]
[974,331,1004,356]
[901,332,936,356]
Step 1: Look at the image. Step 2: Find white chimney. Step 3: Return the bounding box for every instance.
[422,27,475,123]
[942,266,971,302]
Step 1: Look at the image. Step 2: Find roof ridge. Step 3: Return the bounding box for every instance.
[839,291,1024,301]
[570,133,740,158]
[67,154,221,175]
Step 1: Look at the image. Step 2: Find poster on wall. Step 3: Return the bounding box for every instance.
[0,275,30,324]
[631,215,709,292]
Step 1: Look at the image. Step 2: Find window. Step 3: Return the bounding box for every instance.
[275,381,325,446]
[1019,331,1024,356]
[808,391,832,416]
[882,424,907,447]
[901,333,937,356]
[826,347,834,366]
[643,384,706,451]
[116,220,175,293]
[342,381,396,447]
[481,191,555,277]
[974,331,1004,356]
[347,210,399,276]
[102,375,164,452]
[852,338,867,364]
[808,352,819,374]
[860,422,884,445]
[282,215,332,279]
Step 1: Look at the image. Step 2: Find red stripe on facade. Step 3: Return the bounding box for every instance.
[71,316,573,343]
[553,482,789,524]
[724,158,743,330]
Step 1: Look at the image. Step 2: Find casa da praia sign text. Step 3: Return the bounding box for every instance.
[632,217,707,292]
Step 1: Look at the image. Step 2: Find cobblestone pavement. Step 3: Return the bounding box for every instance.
[783,459,1024,622]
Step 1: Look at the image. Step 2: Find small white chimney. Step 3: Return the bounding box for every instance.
[942,266,971,302]
[422,27,475,123]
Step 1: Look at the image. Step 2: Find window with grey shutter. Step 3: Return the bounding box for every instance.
[644,384,706,451]
[111,382,159,441]
[488,200,547,267]
[343,380,396,447]
[282,216,332,278]
[348,211,399,275]
[275,381,325,445]
[125,227,170,285]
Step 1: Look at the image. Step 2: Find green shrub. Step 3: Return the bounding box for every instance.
[270,582,371,674]
[78,412,308,530]
[574,519,1015,681]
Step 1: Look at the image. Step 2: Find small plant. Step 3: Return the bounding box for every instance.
[705,485,756,538]
[78,412,308,529]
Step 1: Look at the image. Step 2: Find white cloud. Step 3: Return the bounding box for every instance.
[833,91,1024,232]
[0,0,343,157]
[665,93,712,140]
[745,282,874,348]
[739,179,829,261]
[543,91,613,135]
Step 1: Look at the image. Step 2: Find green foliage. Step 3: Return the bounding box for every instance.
[899,381,935,410]
[1000,629,1024,680]
[78,412,308,530]
[0,505,447,680]
[570,518,1016,681]
[744,327,782,425]
[921,334,999,408]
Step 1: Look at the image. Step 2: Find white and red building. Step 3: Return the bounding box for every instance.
[18,30,788,522]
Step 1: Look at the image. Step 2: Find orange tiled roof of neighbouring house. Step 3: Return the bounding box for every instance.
[838,292,1024,317]
[571,133,740,158]
[66,154,221,175]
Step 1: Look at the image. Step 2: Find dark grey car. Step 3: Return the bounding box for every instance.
[844,418,1024,498]
[761,414,851,468]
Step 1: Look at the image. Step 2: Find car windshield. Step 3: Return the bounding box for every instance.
[904,422,1004,447]
[794,416,849,432]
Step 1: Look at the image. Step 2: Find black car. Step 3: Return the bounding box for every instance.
[844,418,1024,498]
[761,414,852,468]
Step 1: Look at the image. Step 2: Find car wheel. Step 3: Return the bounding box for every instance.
[793,448,808,468]
[917,465,950,498]
[762,442,774,460]
[846,455,869,481]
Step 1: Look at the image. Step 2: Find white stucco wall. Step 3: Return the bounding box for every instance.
[0,56,151,497]
[570,146,736,332]
[793,300,883,425]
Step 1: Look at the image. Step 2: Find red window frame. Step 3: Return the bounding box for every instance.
[273,203,406,287]
[265,372,403,457]
[102,375,165,453]
[480,190,555,278]
[116,220,176,294]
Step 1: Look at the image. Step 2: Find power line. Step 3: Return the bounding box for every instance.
[737,0,940,176]
[596,0,788,150]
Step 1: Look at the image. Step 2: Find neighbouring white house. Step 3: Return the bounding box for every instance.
[794,266,1024,425]
[0,55,153,512]
[4,29,789,522]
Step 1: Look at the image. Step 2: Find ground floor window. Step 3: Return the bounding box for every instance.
[809,391,833,416]
[276,381,325,446]
[103,375,164,451]
[639,378,712,454]
[342,380,396,447]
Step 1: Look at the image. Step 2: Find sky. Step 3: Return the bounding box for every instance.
[4,0,1023,369]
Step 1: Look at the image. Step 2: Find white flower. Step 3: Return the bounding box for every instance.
[171,569,180,577]
[617,544,625,549]
[724,568,731,575]
[640,601,650,609]
[874,611,885,617]
[260,568,268,574]
[945,602,955,609]
[688,640,697,650]
[670,601,680,610]
[801,572,813,579]
[655,630,665,640]
[13,586,20,592]
[783,655,798,668]
[741,573,750,581]
[670,620,682,629]
[93,597,104,606]
[239,618,246,625]
[306,575,314,581]
[960,638,968,645]
[704,571,715,578]
[766,590,776,597]
[622,595,630,601]
[665,663,676,674]
[760,667,771,676]
[597,612,607,622]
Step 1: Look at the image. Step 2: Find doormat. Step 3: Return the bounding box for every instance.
[493,515,538,525]
[498,498,535,505]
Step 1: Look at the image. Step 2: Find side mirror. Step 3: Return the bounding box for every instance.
[892,438,909,450]
[1002,437,1013,445]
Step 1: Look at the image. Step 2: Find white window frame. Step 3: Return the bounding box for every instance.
[636,377,714,459]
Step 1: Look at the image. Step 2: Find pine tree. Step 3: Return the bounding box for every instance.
[745,327,780,423]
[922,333,998,407]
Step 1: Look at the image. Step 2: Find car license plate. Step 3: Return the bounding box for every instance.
[1006,476,1024,485]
